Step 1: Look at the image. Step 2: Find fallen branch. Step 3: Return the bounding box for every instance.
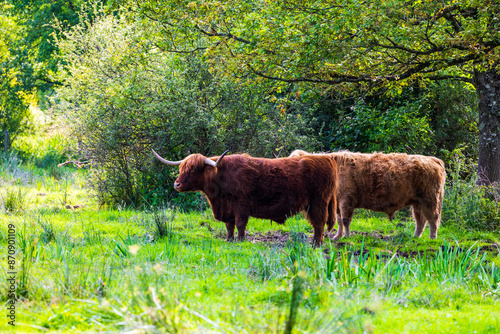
[57,160,90,168]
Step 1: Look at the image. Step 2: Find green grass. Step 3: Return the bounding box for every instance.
[0,163,499,333]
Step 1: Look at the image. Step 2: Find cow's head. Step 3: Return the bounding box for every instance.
[152,150,229,192]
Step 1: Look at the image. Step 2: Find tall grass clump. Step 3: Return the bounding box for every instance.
[248,247,285,281]
[0,152,22,175]
[323,242,500,294]
[16,224,44,298]
[281,219,309,275]
[2,187,28,213]
[37,217,56,244]
[284,271,305,334]
[152,209,176,241]
[135,208,177,242]
[442,153,500,231]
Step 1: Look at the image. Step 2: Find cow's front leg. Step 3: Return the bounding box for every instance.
[225,221,236,241]
[235,215,249,241]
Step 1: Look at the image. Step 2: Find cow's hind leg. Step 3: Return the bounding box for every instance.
[422,206,441,239]
[339,204,354,238]
[412,204,426,238]
[332,204,345,240]
[235,215,249,241]
[312,224,325,247]
[342,217,354,238]
[307,202,329,246]
[426,190,444,239]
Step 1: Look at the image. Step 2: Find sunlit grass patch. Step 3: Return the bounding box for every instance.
[372,304,500,334]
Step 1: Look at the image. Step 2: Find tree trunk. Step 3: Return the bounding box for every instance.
[474,66,500,185]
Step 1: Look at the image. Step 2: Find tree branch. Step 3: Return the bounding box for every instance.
[246,64,371,84]
[196,25,276,55]
[58,160,90,168]
[372,34,470,56]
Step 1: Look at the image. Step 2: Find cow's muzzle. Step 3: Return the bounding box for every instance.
[174,182,181,191]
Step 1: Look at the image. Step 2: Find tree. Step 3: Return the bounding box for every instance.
[0,2,32,143]
[0,0,98,145]
[8,0,86,94]
[136,0,500,184]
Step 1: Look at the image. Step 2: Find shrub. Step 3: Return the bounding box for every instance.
[442,154,500,231]
[443,181,500,231]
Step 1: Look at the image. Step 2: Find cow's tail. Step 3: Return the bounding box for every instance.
[327,158,339,233]
[327,215,336,233]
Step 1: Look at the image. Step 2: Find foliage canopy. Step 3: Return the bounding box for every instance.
[137,0,499,88]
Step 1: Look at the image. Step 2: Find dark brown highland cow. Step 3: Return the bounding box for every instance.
[153,150,338,245]
[289,150,446,240]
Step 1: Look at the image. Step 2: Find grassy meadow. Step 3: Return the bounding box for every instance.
[0,152,499,334]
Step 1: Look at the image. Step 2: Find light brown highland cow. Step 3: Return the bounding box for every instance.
[289,150,446,240]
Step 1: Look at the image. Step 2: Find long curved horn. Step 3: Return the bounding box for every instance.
[204,150,230,168]
[152,149,183,166]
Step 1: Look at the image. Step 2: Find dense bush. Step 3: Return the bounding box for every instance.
[442,154,500,231]
[332,99,433,153]
[54,11,316,207]
[307,81,478,161]
[424,81,478,162]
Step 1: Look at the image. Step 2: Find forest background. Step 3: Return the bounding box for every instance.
[1,0,498,209]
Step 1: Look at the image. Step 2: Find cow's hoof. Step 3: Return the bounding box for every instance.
[413,229,424,238]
